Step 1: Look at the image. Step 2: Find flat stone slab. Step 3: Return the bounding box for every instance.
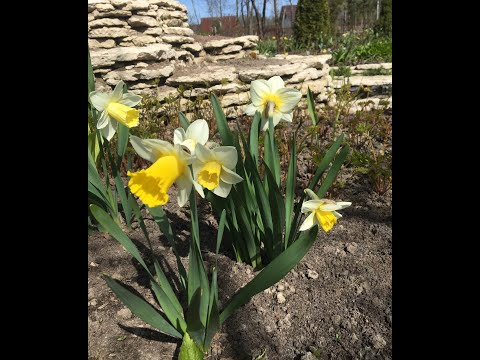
[90,43,174,69]
[332,75,392,89]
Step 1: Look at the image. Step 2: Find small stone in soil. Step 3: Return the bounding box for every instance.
[277,292,286,304]
[332,315,341,326]
[306,269,319,279]
[371,334,387,349]
[277,284,285,291]
[300,352,316,360]
[345,242,359,254]
[117,308,132,320]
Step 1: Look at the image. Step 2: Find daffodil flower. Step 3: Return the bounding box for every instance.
[89,81,142,141]
[192,144,243,198]
[127,136,204,208]
[173,119,209,154]
[299,189,351,232]
[245,76,302,131]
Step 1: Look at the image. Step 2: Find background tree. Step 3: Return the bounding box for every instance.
[375,0,392,36]
[293,0,332,48]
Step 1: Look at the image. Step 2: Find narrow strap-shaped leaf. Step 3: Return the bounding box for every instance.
[216,209,227,255]
[147,205,187,291]
[230,191,260,268]
[249,111,261,167]
[179,332,204,360]
[306,87,318,126]
[88,47,95,95]
[179,112,190,130]
[219,226,319,323]
[284,136,296,249]
[104,276,182,339]
[307,133,345,193]
[210,93,234,146]
[263,162,285,259]
[113,174,132,227]
[117,123,129,168]
[186,287,207,349]
[189,186,201,251]
[150,279,187,334]
[264,115,280,186]
[153,257,184,317]
[237,128,274,258]
[204,268,219,349]
[187,227,210,328]
[316,144,350,199]
[89,204,152,278]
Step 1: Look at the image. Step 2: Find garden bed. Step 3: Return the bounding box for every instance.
[88,140,392,359]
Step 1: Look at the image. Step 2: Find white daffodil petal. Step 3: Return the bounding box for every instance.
[120,92,142,107]
[301,200,325,213]
[191,160,203,180]
[321,202,352,212]
[101,119,118,141]
[130,136,172,162]
[184,168,205,198]
[173,128,186,145]
[89,91,111,112]
[260,111,283,131]
[276,88,302,113]
[282,112,293,122]
[111,81,125,101]
[304,188,320,200]
[213,180,233,198]
[245,103,257,116]
[96,111,110,129]
[213,146,238,169]
[250,79,270,106]
[333,211,343,219]
[185,119,209,146]
[336,202,352,209]
[320,203,347,212]
[176,173,193,208]
[267,76,285,93]
[220,166,243,184]
[195,143,213,163]
[299,212,317,231]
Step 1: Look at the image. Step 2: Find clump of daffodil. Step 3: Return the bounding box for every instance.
[245,75,302,131]
[127,136,204,208]
[173,119,209,155]
[89,80,142,141]
[299,189,351,232]
[192,144,243,197]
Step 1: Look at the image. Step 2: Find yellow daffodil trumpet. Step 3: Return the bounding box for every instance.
[192,144,243,198]
[89,80,142,140]
[127,136,204,208]
[299,189,351,232]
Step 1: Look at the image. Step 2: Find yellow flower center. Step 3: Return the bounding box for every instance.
[198,161,222,190]
[315,209,337,232]
[106,102,139,128]
[127,154,185,207]
[262,93,282,119]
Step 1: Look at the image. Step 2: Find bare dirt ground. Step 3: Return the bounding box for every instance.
[88,166,391,359]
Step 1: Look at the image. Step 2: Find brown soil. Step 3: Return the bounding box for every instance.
[88,167,391,360]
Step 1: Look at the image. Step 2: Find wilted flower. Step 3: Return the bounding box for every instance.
[245,76,302,131]
[127,136,204,208]
[299,189,351,232]
[89,81,142,141]
[192,144,243,198]
[173,119,209,154]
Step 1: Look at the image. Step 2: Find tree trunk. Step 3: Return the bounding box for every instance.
[273,0,283,53]
[251,0,262,37]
